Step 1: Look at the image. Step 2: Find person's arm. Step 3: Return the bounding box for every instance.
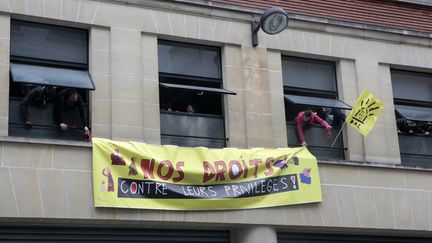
[76,94,88,128]
[414,123,426,135]
[295,113,306,145]
[76,94,90,136]
[313,113,331,129]
[53,99,62,125]
[20,86,42,121]
[53,91,68,130]
[397,118,411,133]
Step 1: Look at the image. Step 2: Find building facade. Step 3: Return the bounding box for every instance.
[0,0,431,242]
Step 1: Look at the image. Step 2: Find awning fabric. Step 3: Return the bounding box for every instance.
[284,94,352,110]
[160,82,236,95]
[10,63,95,90]
[395,105,432,122]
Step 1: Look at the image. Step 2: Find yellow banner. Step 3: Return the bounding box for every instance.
[93,138,322,210]
[346,89,384,137]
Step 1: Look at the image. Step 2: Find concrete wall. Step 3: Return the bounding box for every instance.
[0,0,431,240]
[0,142,431,235]
[1,0,426,162]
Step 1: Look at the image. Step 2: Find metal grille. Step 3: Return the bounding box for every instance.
[278,232,432,243]
[0,226,230,242]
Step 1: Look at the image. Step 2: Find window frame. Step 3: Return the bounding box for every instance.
[282,56,346,160]
[158,40,231,148]
[391,69,432,167]
[8,20,92,141]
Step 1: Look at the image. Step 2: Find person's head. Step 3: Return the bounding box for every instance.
[321,107,330,113]
[303,109,313,122]
[187,104,195,113]
[64,89,78,106]
[407,119,417,127]
[45,86,57,102]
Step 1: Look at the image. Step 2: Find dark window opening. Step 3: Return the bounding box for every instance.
[8,20,93,141]
[159,85,224,116]
[158,40,235,148]
[278,232,432,243]
[0,225,231,242]
[283,56,348,160]
[392,69,432,167]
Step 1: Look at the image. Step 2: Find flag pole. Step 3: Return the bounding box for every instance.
[331,121,347,148]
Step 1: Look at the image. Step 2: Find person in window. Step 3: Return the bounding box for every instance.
[295,109,332,147]
[186,104,196,114]
[20,85,57,128]
[396,118,426,135]
[54,88,90,136]
[421,121,432,136]
[317,107,346,127]
[160,103,173,112]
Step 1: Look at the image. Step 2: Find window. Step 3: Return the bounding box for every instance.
[158,40,235,148]
[391,70,432,167]
[8,20,94,140]
[282,56,351,160]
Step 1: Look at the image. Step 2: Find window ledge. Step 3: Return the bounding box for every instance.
[318,159,432,171]
[0,136,430,171]
[0,136,92,148]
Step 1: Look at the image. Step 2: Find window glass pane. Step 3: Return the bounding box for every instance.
[161,136,225,148]
[282,57,337,91]
[395,105,432,122]
[284,94,351,110]
[160,113,225,139]
[11,20,88,64]
[160,83,236,95]
[158,41,221,79]
[391,70,432,102]
[286,123,344,160]
[11,63,94,90]
[8,97,89,141]
[399,135,432,157]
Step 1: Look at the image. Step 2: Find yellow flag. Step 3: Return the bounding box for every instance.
[346,89,384,137]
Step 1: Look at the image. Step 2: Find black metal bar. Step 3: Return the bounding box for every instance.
[160,111,224,119]
[161,134,227,141]
[251,21,259,47]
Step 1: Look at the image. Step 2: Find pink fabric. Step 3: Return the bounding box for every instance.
[295,111,330,143]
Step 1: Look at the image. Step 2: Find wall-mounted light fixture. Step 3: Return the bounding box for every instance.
[251,6,289,47]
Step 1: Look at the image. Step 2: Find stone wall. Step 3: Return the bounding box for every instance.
[0,0,431,237]
[0,141,431,234]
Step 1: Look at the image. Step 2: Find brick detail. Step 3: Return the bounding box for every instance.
[213,0,432,33]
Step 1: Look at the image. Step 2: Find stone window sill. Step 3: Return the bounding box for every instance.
[318,159,432,171]
[0,136,92,148]
[0,136,430,172]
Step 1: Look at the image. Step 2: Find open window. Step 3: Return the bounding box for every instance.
[282,56,351,160]
[8,20,94,141]
[391,70,432,167]
[158,40,235,148]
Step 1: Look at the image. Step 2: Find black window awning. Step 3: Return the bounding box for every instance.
[159,83,236,95]
[10,63,95,90]
[284,94,352,110]
[395,105,432,122]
